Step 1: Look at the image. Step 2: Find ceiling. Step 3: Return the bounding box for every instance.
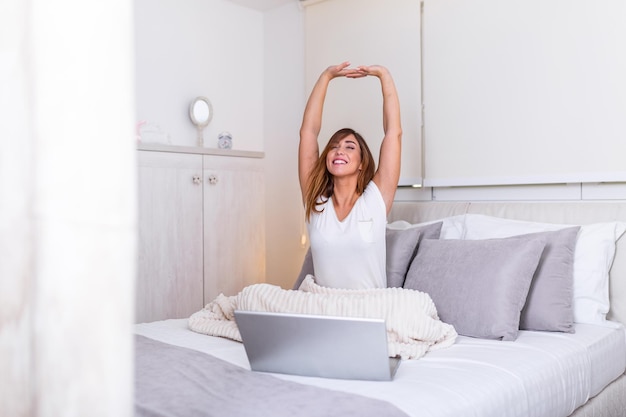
[225,0,296,11]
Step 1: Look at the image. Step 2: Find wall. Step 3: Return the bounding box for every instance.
[422,0,626,188]
[264,3,308,289]
[303,0,626,203]
[134,0,264,151]
[304,0,423,186]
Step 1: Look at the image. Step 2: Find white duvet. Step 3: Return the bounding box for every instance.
[188,276,457,359]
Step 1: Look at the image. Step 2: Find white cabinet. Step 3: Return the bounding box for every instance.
[203,155,265,302]
[136,147,265,323]
[137,151,204,323]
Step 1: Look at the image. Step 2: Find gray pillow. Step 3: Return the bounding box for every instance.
[404,236,546,341]
[293,249,314,289]
[386,221,443,288]
[292,221,444,290]
[515,227,581,332]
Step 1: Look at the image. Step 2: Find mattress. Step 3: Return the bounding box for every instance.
[135,319,626,417]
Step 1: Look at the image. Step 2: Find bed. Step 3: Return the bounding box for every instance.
[134,201,626,417]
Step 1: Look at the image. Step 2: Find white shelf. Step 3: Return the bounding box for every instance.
[138,142,264,159]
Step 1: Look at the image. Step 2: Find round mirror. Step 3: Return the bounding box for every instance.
[189,96,213,147]
[189,96,213,127]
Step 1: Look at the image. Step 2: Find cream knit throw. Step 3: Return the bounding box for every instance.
[188,276,457,360]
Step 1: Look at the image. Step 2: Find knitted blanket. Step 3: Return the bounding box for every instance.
[188,276,457,360]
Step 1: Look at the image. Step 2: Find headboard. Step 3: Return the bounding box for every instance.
[389,201,626,326]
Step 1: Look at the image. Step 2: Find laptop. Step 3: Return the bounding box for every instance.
[234,310,401,381]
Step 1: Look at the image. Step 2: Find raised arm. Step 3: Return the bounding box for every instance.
[353,65,402,213]
[298,62,354,200]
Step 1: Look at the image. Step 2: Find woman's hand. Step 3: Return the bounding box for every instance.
[323,61,355,79]
[322,62,389,80]
[346,65,388,79]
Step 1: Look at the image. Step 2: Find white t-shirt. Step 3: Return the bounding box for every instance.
[307,182,387,289]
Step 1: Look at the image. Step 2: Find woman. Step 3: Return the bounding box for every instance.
[298,62,402,289]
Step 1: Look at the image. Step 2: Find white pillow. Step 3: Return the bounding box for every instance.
[462,214,626,327]
[388,215,466,240]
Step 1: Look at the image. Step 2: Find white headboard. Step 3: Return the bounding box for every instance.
[389,201,626,326]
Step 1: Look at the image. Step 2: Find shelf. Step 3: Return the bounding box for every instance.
[138,142,264,159]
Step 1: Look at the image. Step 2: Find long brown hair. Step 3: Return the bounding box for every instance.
[304,128,375,221]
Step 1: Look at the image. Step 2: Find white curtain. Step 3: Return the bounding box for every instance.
[0,1,136,416]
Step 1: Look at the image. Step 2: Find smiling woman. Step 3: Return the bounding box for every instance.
[298,63,402,289]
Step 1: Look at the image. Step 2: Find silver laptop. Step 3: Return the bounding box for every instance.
[234,310,401,381]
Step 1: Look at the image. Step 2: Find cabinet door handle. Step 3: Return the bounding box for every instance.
[207,174,218,185]
[192,175,202,185]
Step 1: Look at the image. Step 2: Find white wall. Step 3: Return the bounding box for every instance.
[422,0,626,188]
[302,0,626,202]
[304,0,423,186]
[134,0,264,151]
[264,2,307,289]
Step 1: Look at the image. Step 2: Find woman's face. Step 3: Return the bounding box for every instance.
[325,134,362,177]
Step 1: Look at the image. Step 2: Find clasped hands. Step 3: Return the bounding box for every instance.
[325,61,387,80]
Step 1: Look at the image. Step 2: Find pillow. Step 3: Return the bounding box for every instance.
[512,227,580,332]
[292,221,444,290]
[293,249,314,290]
[462,214,626,326]
[385,221,443,288]
[404,236,546,341]
[388,215,465,240]
[385,229,421,288]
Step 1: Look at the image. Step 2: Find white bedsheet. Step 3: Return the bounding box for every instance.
[135,319,625,417]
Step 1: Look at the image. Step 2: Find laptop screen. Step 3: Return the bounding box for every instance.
[234,310,400,381]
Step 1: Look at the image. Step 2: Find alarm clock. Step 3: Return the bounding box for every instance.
[218,131,233,149]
